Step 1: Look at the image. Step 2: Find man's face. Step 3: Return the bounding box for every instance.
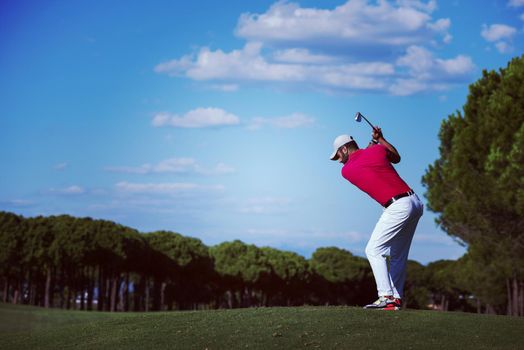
[337,146,349,164]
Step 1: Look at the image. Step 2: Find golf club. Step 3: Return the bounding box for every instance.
[355,112,376,130]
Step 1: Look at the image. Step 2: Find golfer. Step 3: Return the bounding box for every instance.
[330,126,423,310]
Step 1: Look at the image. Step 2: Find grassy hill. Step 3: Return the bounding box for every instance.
[1,303,522,349]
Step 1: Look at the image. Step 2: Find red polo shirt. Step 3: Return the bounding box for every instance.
[341,144,411,206]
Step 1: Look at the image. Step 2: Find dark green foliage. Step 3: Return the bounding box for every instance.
[210,240,275,307]
[143,231,215,310]
[261,247,310,306]
[422,54,524,315]
[310,247,367,283]
[211,240,272,284]
[0,212,386,311]
[403,260,430,309]
[310,247,375,306]
[0,209,510,314]
[0,212,27,303]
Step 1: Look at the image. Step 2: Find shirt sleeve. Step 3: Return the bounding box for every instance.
[375,144,388,158]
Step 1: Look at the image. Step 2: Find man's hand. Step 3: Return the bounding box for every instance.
[372,126,383,141]
[371,126,401,164]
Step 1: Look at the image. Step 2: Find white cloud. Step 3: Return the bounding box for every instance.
[149,158,197,173]
[481,24,516,54]
[208,163,236,175]
[495,41,513,54]
[427,18,450,32]
[49,185,85,195]
[152,107,240,128]
[442,33,452,44]
[396,45,434,78]
[107,158,196,174]
[235,0,448,48]
[155,1,474,95]
[388,78,429,96]
[248,113,315,130]
[481,24,516,42]
[156,42,395,92]
[239,197,291,214]
[273,48,337,64]
[521,13,524,21]
[154,54,193,77]
[156,42,306,82]
[427,18,452,43]
[508,0,524,7]
[396,0,437,12]
[106,158,235,175]
[210,84,239,92]
[391,45,475,94]
[397,46,474,77]
[54,162,68,171]
[115,181,225,196]
[436,54,476,75]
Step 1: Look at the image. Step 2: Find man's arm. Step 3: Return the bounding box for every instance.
[372,127,401,164]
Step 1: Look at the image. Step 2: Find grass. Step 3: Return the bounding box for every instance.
[1,302,523,349]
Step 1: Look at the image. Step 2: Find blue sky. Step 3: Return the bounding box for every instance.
[1,0,523,264]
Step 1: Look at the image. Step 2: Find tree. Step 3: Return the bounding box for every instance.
[144,231,214,310]
[403,260,430,310]
[422,54,524,316]
[48,215,88,309]
[0,212,27,304]
[25,216,57,308]
[210,240,273,308]
[89,219,128,311]
[261,247,310,306]
[310,247,374,306]
[118,227,146,312]
[423,260,475,312]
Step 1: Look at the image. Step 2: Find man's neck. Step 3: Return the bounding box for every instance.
[348,147,359,156]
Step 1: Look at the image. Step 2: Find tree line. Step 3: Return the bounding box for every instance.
[0,210,504,314]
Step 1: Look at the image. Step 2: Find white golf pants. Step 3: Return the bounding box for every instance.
[365,193,423,299]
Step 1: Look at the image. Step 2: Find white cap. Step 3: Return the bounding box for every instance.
[330,134,353,160]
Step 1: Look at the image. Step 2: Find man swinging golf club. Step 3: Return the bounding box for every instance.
[330,112,423,311]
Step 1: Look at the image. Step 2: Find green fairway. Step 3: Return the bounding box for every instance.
[1,303,522,350]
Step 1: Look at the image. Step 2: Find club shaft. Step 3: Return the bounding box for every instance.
[361,114,375,129]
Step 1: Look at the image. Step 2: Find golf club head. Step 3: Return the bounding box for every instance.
[355,112,363,122]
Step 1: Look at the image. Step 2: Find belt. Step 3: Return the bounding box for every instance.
[383,190,414,208]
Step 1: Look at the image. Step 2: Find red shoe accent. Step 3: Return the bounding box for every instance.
[384,298,401,311]
[383,304,399,311]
